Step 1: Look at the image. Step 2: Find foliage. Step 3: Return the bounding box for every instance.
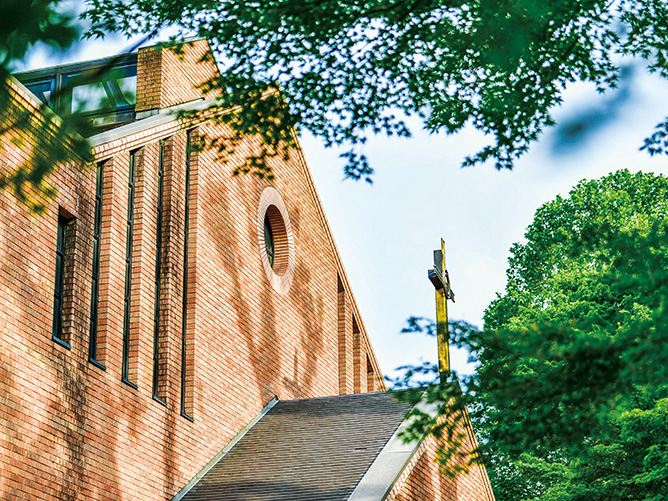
[6,1,668,196]
[83,0,668,179]
[0,0,93,211]
[0,0,77,66]
[393,170,668,500]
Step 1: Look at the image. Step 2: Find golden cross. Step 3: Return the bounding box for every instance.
[427,238,455,381]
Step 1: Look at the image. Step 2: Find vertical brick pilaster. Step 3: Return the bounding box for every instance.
[152,139,168,403]
[180,129,199,419]
[134,142,160,388]
[337,279,357,395]
[366,354,375,392]
[359,349,368,394]
[136,47,163,112]
[337,275,349,395]
[122,147,150,385]
[161,132,187,407]
[97,154,127,368]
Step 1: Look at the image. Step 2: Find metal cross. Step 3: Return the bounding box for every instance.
[427,239,455,381]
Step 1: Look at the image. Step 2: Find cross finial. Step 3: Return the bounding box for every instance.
[427,238,455,380]
[428,238,455,302]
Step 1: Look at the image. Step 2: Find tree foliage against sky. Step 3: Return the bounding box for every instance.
[0,0,76,67]
[82,0,668,180]
[479,169,668,500]
[395,169,668,500]
[3,1,668,193]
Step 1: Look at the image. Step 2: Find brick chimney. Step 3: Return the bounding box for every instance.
[135,39,220,115]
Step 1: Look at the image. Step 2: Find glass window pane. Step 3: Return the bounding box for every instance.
[96,164,104,191]
[72,82,108,113]
[52,297,61,337]
[94,203,102,233]
[25,79,55,105]
[92,239,99,272]
[126,225,132,257]
[56,221,65,251]
[54,254,63,295]
[116,75,137,106]
[264,215,274,268]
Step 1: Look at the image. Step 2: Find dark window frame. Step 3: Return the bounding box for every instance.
[52,215,71,350]
[122,150,138,389]
[88,162,106,370]
[16,54,138,124]
[153,140,167,406]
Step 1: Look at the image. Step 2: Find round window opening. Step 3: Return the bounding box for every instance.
[257,187,295,294]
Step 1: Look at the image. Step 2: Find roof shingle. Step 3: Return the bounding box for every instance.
[179,392,412,501]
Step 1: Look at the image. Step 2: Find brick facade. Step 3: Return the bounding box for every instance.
[0,40,388,500]
[1,39,493,501]
[388,427,495,501]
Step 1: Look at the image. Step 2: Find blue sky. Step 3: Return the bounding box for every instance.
[18,28,668,380]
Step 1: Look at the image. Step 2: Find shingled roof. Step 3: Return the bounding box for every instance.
[174,392,417,501]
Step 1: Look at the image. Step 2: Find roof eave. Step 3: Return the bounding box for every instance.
[89,97,220,161]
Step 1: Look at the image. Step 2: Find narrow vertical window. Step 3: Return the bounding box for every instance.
[122,151,137,388]
[153,140,166,404]
[181,132,194,421]
[52,216,71,349]
[88,162,105,369]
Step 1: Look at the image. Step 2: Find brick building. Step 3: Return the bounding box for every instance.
[0,40,495,500]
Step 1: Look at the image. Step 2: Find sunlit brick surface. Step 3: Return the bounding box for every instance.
[0,41,384,500]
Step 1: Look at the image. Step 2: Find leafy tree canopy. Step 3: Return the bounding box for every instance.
[82,0,668,180]
[394,169,668,500]
[0,0,77,67]
[0,0,92,211]
[5,1,668,197]
[478,169,668,500]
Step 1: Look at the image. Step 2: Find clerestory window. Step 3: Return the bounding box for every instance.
[16,54,137,130]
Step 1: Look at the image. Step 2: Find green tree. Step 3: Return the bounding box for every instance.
[0,1,93,210]
[1,0,77,67]
[478,169,668,501]
[82,0,668,180]
[395,169,668,500]
[6,1,668,197]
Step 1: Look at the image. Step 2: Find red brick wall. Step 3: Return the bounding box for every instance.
[136,39,220,113]
[159,40,221,108]
[136,46,162,111]
[0,42,385,500]
[388,423,496,501]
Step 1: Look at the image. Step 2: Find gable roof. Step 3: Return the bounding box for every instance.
[174,393,416,501]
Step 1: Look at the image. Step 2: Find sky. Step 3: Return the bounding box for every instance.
[17,24,668,380]
[303,69,668,377]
